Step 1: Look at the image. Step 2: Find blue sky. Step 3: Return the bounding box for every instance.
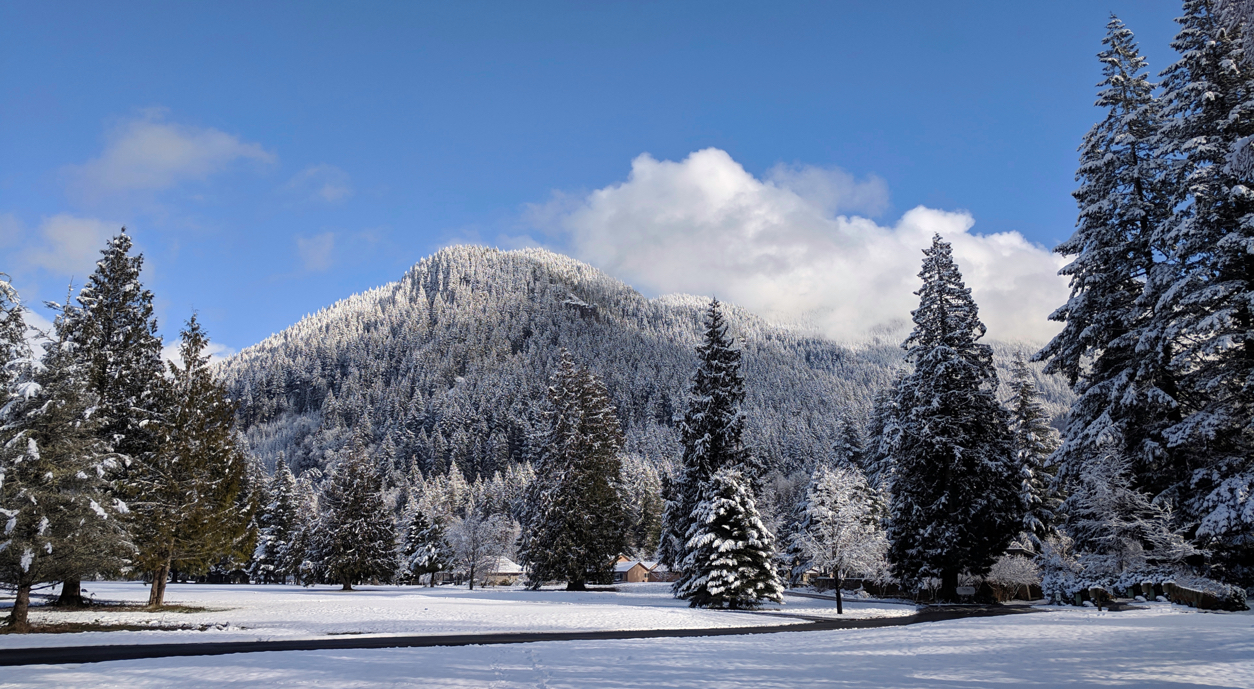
[1,1,1185,352]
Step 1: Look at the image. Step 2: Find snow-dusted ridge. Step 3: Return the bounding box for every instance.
[219,245,1071,482]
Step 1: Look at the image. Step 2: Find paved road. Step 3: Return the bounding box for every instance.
[0,606,1038,667]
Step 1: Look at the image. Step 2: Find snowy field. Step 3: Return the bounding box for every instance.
[2,601,1250,688]
[0,581,910,650]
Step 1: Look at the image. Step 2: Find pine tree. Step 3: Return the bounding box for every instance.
[863,375,902,491]
[250,457,299,584]
[1007,355,1063,550]
[659,298,751,573]
[0,302,128,631]
[312,439,397,590]
[398,504,453,586]
[1153,0,1254,579]
[886,235,1022,602]
[60,230,166,606]
[1036,15,1181,535]
[519,350,627,590]
[832,417,867,472]
[791,464,888,613]
[675,467,783,609]
[127,316,255,607]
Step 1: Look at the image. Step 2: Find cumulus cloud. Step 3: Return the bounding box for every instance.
[20,214,120,278]
[529,148,1068,343]
[284,164,353,202]
[296,232,336,272]
[66,109,275,199]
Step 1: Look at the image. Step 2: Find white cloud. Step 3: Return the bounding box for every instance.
[162,340,236,367]
[285,164,353,202]
[529,148,1068,343]
[20,214,120,278]
[66,109,275,198]
[296,232,336,272]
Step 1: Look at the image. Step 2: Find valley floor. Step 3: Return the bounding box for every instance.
[1,583,1250,687]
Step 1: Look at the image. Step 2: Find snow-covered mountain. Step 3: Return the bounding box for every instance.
[220,245,1071,481]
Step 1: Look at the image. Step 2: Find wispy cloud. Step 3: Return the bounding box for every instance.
[65,109,275,200]
[19,214,121,279]
[284,164,353,203]
[527,148,1068,343]
[296,232,336,272]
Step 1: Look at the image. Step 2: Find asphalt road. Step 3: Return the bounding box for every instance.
[0,605,1038,667]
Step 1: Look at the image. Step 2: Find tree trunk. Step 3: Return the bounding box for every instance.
[8,584,31,632]
[56,577,85,607]
[940,568,959,604]
[341,578,353,591]
[835,573,844,615]
[148,562,171,608]
[566,579,587,592]
[468,562,476,590]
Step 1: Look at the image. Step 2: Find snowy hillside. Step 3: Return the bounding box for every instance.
[219,245,1071,481]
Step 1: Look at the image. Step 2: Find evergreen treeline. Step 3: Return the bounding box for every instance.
[0,234,258,630]
[1035,6,1254,591]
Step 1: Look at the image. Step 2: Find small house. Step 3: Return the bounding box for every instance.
[613,557,653,583]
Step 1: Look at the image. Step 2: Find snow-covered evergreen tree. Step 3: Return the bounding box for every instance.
[312,439,397,590]
[58,230,166,606]
[285,476,319,585]
[250,456,298,583]
[0,301,128,630]
[1007,354,1063,549]
[1153,0,1254,579]
[659,299,752,573]
[832,417,867,472]
[886,235,1021,601]
[863,375,902,492]
[127,316,255,607]
[519,350,627,590]
[398,503,453,585]
[1037,16,1181,536]
[675,466,782,609]
[791,464,888,613]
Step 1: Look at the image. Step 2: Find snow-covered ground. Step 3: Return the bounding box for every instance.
[3,601,1250,688]
[0,581,910,650]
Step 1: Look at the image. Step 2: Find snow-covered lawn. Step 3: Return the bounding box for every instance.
[0,581,910,650]
[3,601,1250,688]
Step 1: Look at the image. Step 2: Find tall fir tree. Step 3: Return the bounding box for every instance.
[0,300,128,631]
[60,230,166,606]
[127,316,255,607]
[250,457,299,583]
[675,467,783,609]
[519,349,627,590]
[313,439,398,590]
[1036,16,1180,509]
[1153,0,1254,580]
[659,299,751,573]
[1007,355,1063,549]
[886,235,1022,602]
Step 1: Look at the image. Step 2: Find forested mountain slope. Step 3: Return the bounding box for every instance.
[220,245,1070,482]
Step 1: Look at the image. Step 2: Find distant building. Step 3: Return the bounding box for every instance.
[482,557,524,586]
